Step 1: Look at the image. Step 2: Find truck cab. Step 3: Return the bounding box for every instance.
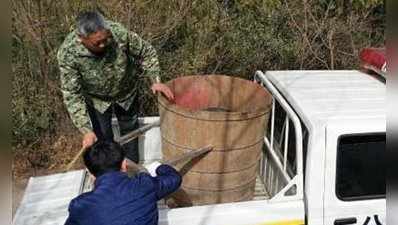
[257,70,386,225]
[13,70,386,225]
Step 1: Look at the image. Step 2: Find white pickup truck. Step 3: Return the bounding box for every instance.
[13,70,386,225]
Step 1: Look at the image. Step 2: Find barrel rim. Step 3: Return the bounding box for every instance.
[161,135,265,152]
[183,153,261,174]
[158,100,271,121]
[158,75,272,121]
[181,177,257,192]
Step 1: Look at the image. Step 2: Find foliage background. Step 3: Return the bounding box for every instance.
[12,0,385,174]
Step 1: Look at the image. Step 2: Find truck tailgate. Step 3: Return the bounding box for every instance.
[159,200,304,225]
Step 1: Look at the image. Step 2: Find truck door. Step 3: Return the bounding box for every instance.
[324,123,386,225]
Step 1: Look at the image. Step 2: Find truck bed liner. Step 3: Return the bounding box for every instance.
[157,174,270,210]
[81,171,270,210]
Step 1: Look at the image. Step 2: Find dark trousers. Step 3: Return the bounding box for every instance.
[86,103,139,163]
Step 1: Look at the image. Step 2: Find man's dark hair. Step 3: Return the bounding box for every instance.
[83,141,125,177]
[76,11,108,37]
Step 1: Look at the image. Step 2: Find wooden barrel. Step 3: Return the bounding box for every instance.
[158,75,272,206]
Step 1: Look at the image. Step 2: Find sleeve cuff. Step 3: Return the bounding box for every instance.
[155,164,178,175]
[79,127,93,134]
[144,161,162,176]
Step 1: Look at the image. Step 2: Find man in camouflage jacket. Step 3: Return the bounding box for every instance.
[57,11,174,162]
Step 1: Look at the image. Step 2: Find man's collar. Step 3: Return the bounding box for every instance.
[94,171,127,187]
[75,37,97,57]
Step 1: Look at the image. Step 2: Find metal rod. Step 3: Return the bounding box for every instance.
[162,146,213,166]
[263,137,290,183]
[270,98,275,148]
[283,117,289,172]
[117,120,160,145]
[255,70,304,196]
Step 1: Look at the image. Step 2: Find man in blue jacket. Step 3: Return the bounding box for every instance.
[64,141,182,225]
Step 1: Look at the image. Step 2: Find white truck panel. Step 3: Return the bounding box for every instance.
[303,127,327,225]
[13,170,85,225]
[159,200,304,225]
[138,117,163,163]
[265,70,385,225]
[264,70,386,129]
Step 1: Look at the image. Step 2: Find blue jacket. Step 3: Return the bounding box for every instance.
[64,164,181,225]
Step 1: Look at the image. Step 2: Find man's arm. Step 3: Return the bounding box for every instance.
[57,49,93,134]
[64,216,77,225]
[128,32,160,83]
[127,32,174,100]
[64,199,78,225]
[151,164,182,200]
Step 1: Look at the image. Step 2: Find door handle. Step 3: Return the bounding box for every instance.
[334,217,357,225]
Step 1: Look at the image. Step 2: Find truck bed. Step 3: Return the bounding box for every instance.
[81,170,270,210]
[158,174,269,209]
[14,111,299,225]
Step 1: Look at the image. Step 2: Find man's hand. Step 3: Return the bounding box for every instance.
[151,83,174,101]
[82,131,97,149]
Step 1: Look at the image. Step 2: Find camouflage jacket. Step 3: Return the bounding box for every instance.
[57,21,160,134]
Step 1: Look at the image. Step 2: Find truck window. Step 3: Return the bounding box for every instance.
[335,133,386,201]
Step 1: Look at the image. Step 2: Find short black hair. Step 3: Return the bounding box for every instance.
[83,141,125,177]
[75,10,108,37]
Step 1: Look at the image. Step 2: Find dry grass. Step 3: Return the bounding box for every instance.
[12,0,384,175]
